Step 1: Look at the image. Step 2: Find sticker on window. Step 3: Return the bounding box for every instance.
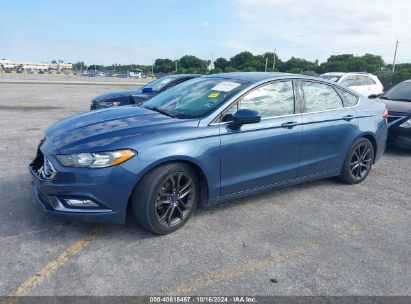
[208,92,220,98]
[211,82,241,92]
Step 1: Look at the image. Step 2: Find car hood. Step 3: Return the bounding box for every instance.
[377,98,411,114]
[45,106,198,153]
[93,89,143,102]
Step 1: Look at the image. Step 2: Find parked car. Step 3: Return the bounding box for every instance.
[129,69,143,78]
[370,80,411,149]
[90,74,201,110]
[30,73,388,234]
[320,72,383,96]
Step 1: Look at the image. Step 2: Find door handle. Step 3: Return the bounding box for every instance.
[281,121,298,129]
[343,115,355,121]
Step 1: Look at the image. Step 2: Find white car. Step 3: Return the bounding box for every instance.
[319,72,384,97]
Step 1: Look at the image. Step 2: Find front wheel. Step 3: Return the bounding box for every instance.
[339,138,374,184]
[131,163,198,234]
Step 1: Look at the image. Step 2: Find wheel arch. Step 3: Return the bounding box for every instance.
[358,132,378,163]
[126,157,210,213]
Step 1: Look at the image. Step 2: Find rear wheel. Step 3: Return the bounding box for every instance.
[339,138,374,184]
[131,163,198,234]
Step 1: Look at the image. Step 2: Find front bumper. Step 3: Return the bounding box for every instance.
[29,143,139,224]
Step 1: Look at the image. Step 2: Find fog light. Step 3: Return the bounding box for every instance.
[62,198,99,208]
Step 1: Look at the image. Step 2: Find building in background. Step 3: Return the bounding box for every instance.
[0,59,72,71]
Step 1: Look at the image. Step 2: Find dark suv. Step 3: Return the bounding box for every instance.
[90,74,201,110]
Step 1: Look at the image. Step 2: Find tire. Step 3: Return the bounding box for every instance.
[339,137,375,184]
[131,162,198,234]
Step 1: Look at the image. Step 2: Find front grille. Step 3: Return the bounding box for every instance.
[30,140,56,180]
[40,158,57,179]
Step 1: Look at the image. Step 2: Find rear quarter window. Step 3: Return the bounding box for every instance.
[335,88,359,107]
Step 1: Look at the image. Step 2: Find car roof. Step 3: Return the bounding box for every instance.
[166,74,202,79]
[321,72,375,76]
[205,72,293,83]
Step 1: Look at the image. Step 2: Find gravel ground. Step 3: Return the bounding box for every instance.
[0,83,410,297]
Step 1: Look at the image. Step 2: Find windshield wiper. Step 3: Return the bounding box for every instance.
[147,107,176,118]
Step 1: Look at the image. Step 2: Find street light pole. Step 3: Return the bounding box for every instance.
[392,39,399,73]
[273,49,276,70]
[265,57,268,72]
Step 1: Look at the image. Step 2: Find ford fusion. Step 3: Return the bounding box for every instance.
[30,73,388,234]
[90,74,200,110]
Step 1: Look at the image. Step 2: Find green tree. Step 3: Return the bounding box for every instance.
[229,51,255,70]
[283,57,316,73]
[393,68,411,85]
[214,57,230,70]
[179,55,207,70]
[154,58,174,73]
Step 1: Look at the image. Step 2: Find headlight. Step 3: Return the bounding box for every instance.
[399,118,411,128]
[98,100,121,107]
[56,149,136,168]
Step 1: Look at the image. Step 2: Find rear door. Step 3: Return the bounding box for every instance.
[297,80,359,177]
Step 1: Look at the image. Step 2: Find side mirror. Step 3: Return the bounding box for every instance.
[368,93,381,99]
[228,109,261,129]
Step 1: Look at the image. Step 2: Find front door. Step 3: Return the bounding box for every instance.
[219,80,302,196]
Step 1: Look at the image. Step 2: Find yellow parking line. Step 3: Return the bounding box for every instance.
[1,226,104,303]
[166,212,410,295]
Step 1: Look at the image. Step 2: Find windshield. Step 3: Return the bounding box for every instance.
[319,75,342,82]
[382,81,411,101]
[143,77,249,119]
[143,76,175,92]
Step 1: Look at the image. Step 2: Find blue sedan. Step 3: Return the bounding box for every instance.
[30,73,388,234]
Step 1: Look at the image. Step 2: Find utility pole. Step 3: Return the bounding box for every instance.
[273,48,276,70]
[265,57,268,72]
[151,58,154,75]
[392,39,399,73]
[175,59,178,73]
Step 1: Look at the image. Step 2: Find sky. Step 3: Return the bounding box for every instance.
[1,0,410,65]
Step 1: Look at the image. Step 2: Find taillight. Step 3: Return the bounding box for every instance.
[382,108,388,120]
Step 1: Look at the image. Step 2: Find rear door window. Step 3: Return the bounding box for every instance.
[355,76,369,86]
[302,81,344,112]
[341,75,355,86]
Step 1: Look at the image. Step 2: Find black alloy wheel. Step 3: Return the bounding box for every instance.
[131,162,198,234]
[155,172,195,227]
[339,137,374,184]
